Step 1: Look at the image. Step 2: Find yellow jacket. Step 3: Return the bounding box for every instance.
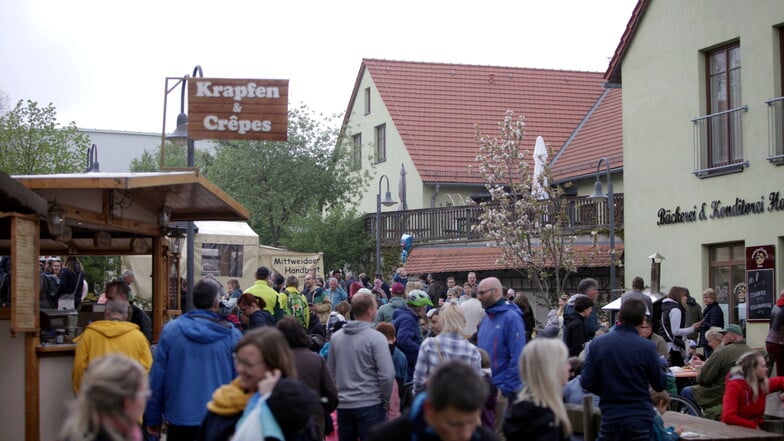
[72,319,152,393]
[244,280,279,316]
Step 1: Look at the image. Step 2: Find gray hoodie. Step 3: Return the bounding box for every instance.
[328,320,395,409]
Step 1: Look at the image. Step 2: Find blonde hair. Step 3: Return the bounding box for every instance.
[705,326,723,344]
[438,302,466,334]
[518,339,572,438]
[703,288,717,301]
[405,281,424,295]
[59,355,147,441]
[733,350,769,402]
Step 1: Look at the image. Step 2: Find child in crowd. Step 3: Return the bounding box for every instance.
[651,390,682,441]
[477,348,497,432]
[375,322,408,419]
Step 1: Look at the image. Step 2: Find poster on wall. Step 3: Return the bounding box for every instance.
[746,245,776,322]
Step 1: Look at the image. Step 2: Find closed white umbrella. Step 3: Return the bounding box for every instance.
[532,135,549,199]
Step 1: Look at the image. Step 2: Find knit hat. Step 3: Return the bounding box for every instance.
[391,282,405,295]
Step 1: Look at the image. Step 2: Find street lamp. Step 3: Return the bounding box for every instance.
[649,252,665,294]
[165,65,203,312]
[375,175,397,276]
[588,157,616,298]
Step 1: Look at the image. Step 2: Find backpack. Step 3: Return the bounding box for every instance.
[287,292,309,328]
[40,272,59,308]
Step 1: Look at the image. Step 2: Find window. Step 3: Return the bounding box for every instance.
[201,243,243,277]
[375,124,386,163]
[352,133,362,169]
[364,87,371,115]
[709,242,746,333]
[766,27,784,164]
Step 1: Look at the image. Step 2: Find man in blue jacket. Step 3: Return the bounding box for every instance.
[580,298,668,441]
[476,276,525,440]
[144,279,242,441]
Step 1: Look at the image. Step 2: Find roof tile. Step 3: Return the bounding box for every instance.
[361,59,608,184]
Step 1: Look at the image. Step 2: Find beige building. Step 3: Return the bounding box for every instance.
[609,0,784,347]
[341,59,625,296]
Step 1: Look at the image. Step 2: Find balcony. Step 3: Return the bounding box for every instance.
[766,96,784,165]
[366,194,624,245]
[691,106,749,177]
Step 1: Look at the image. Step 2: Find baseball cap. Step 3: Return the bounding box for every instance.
[391,282,405,294]
[719,324,743,337]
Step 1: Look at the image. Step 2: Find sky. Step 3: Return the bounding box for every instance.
[1,0,636,134]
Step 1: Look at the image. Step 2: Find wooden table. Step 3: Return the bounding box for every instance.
[663,412,784,440]
[672,367,699,378]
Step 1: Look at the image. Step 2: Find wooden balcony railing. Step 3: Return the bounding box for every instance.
[366,194,624,244]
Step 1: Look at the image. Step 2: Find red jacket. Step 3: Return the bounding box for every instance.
[721,374,784,428]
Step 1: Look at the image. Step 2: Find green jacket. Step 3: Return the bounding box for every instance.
[692,341,751,407]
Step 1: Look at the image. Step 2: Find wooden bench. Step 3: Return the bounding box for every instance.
[566,395,601,441]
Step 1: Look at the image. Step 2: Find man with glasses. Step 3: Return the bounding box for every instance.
[476,277,525,440]
[144,279,242,441]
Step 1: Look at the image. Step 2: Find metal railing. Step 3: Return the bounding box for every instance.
[366,194,624,244]
[692,106,748,176]
[766,97,784,164]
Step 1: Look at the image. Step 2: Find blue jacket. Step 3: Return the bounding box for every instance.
[580,325,667,424]
[392,307,422,382]
[144,309,242,427]
[328,287,347,308]
[477,300,525,396]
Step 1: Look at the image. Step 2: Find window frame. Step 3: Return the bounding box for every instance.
[352,133,362,170]
[364,87,371,115]
[374,124,386,163]
[708,242,746,332]
[705,42,743,169]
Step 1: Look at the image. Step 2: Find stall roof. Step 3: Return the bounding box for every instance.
[4,171,250,255]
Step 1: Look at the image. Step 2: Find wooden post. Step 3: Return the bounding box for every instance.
[152,236,166,342]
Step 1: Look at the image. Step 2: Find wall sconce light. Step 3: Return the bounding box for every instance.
[94,232,112,248]
[47,202,66,237]
[167,230,185,255]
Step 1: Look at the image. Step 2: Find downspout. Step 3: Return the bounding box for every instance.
[431,182,440,208]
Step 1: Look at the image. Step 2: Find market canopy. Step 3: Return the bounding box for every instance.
[5,171,249,255]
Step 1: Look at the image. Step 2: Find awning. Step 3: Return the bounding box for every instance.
[403,243,624,275]
[6,171,250,254]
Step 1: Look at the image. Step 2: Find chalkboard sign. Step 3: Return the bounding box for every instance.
[746,245,776,322]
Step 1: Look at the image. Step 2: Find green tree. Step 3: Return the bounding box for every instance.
[206,104,371,246]
[474,110,588,306]
[0,100,90,174]
[282,209,372,273]
[129,142,215,172]
[79,255,122,297]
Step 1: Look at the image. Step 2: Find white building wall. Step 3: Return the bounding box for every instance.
[620,0,784,347]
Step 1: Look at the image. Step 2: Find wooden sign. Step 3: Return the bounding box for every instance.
[11,215,39,333]
[188,78,288,141]
[746,245,776,322]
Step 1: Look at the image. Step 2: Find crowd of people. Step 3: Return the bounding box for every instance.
[58,265,784,441]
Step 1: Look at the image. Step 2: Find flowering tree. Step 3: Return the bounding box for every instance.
[474,110,585,303]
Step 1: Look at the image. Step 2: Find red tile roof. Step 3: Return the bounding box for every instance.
[551,88,624,182]
[354,59,608,184]
[605,0,650,84]
[403,243,623,275]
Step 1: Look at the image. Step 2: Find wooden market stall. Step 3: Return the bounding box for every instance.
[0,170,249,441]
